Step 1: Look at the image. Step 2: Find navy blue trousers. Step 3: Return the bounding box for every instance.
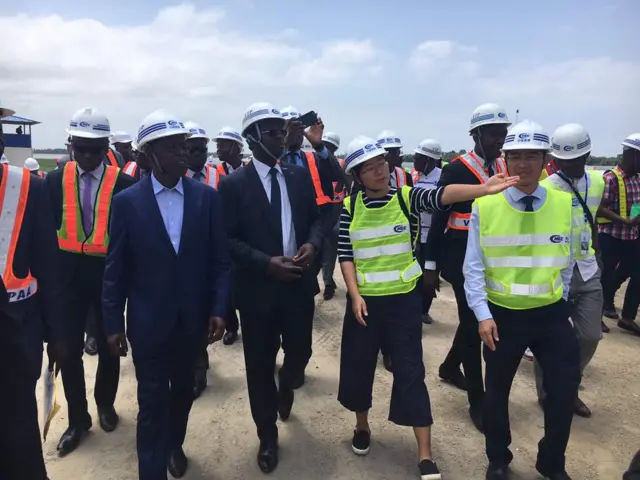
[338,288,433,427]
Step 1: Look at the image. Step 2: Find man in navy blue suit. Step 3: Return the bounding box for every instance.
[102,110,231,480]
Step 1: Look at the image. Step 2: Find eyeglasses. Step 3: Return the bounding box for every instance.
[72,144,105,155]
[260,129,287,138]
[360,160,388,175]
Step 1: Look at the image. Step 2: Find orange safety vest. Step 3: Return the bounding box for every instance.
[123,162,138,177]
[185,165,222,188]
[331,158,347,203]
[393,166,409,188]
[446,152,507,232]
[410,168,420,184]
[0,165,38,302]
[302,151,332,206]
[545,157,558,176]
[106,149,119,168]
[57,162,119,256]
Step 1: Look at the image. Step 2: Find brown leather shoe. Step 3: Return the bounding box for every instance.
[574,397,592,418]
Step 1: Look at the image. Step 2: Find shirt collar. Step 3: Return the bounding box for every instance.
[186,167,207,178]
[76,162,105,180]
[151,172,184,195]
[505,185,545,202]
[253,158,282,180]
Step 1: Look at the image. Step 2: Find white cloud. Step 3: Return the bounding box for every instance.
[408,40,479,76]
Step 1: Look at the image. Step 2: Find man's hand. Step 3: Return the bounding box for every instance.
[107,333,128,357]
[479,319,499,351]
[268,256,304,281]
[304,117,325,146]
[484,173,520,195]
[285,120,305,148]
[422,270,440,297]
[208,316,226,344]
[293,243,316,269]
[351,293,368,326]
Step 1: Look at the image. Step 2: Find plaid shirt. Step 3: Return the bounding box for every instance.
[598,165,640,241]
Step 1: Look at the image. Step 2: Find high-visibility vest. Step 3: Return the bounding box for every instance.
[476,188,572,310]
[0,165,38,302]
[302,151,332,206]
[344,186,422,296]
[447,152,507,232]
[410,168,420,185]
[57,162,119,256]
[185,165,220,188]
[597,166,627,224]
[542,171,604,260]
[545,158,558,176]
[392,166,409,188]
[106,149,119,168]
[332,158,346,203]
[123,162,138,177]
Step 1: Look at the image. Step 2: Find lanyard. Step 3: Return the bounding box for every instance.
[558,171,592,226]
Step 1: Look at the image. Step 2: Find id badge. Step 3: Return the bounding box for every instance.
[580,231,590,255]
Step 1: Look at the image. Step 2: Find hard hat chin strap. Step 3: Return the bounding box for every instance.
[254,124,284,164]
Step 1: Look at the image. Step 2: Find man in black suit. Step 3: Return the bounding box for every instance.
[0,160,65,480]
[46,107,136,455]
[218,102,323,474]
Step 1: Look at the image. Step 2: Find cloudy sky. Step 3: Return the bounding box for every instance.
[1,0,637,154]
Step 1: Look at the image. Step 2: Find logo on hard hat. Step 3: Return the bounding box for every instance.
[498,112,506,118]
[79,121,90,128]
[364,144,376,152]
[271,109,280,115]
[563,145,574,152]
[518,133,530,141]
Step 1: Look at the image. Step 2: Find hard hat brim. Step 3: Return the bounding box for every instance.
[503,144,551,152]
[549,147,592,160]
[213,136,244,146]
[137,128,190,150]
[0,107,16,119]
[344,150,387,174]
[187,134,211,142]
[323,139,340,149]
[622,140,640,153]
[413,149,442,160]
[66,128,111,139]
[468,119,512,133]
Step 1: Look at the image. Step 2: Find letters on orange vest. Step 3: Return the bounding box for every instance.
[302,151,332,206]
[0,165,38,302]
[57,162,119,256]
[446,152,507,232]
[123,162,138,177]
[332,158,346,203]
[106,149,119,168]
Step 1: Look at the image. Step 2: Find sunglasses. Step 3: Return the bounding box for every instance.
[72,144,105,155]
[260,129,286,138]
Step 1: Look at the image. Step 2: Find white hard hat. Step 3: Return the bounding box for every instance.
[184,121,210,141]
[136,109,191,150]
[0,101,15,119]
[280,105,300,120]
[469,103,511,132]
[502,120,551,152]
[24,157,40,171]
[414,139,442,159]
[622,133,640,153]
[213,126,244,146]
[344,135,387,174]
[0,154,9,164]
[322,132,340,149]
[550,123,591,160]
[66,107,111,139]
[110,131,133,144]
[301,138,313,152]
[241,102,284,137]
[131,140,139,151]
[376,130,403,149]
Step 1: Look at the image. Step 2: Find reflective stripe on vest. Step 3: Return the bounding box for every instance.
[123,162,138,177]
[476,189,572,310]
[446,153,507,231]
[302,151,332,206]
[37,171,45,178]
[106,150,119,167]
[344,185,421,296]
[410,169,420,185]
[394,167,408,188]
[542,171,604,259]
[185,166,219,188]
[331,159,346,203]
[57,162,119,256]
[597,167,626,224]
[0,165,38,302]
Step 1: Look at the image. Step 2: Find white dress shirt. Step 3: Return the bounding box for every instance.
[415,167,442,244]
[77,162,105,221]
[253,159,297,257]
[463,185,576,322]
[151,173,184,253]
[185,167,208,181]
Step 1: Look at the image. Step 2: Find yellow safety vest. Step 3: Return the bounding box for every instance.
[476,188,573,310]
[542,171,604,260]
[345,186,422,296]
[597,167,626,223]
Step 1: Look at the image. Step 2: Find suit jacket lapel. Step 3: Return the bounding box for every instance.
[247,161,282,239]
[282,165,300,244]
[140,176,174,253]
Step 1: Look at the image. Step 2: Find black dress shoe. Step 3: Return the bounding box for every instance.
[323,286,335,301]
[84,336,98,356]
[277,388,294,421]
[57,418,92,455]
[469,405,484,433]
[536,466,572,480]
[98,406,119,432]
[167,448,188,478]
[574,397,592,418]
[257,439,279,474]
[193,370,207,399]
[438,364,467,391]
[486,463,509,479]
[421,313,433,325]
[601,320,611,333]
[618,319,640,336]
[602,307,619,320]
[223,331,238,345]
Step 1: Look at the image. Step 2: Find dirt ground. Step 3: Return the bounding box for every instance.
[41,278,639,480]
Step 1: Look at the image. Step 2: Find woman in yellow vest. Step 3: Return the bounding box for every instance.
[464,120,580,480]
[536,123,605,419]
[336,135,518,480]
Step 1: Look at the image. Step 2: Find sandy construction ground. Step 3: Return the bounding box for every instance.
[41,278,639,480]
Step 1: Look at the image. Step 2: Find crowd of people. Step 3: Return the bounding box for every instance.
[0,99,639,480]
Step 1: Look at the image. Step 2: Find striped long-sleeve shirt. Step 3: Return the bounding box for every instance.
[338,187,449,262]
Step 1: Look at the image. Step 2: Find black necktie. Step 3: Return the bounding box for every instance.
[521,195,535,212]
[486,163,495,177]
[269,168,283,253]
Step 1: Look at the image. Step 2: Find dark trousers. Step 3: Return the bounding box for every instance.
[338,288,433,427]
[239,282,315,440]
[61,282,120,426]
[196,295,239,374]
[0,338,47,480]
[599,233,640,319]
[321,229,338,291]
[419,242,434,315]
[441,282,485,407]
[132,326,200,480]
[484,301,580,472]
[85,306,97,338]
